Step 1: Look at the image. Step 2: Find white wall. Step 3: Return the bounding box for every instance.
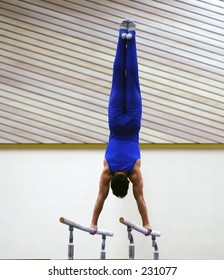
[0,148,223,260]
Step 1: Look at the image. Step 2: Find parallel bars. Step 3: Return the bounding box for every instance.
[59,217,161,260]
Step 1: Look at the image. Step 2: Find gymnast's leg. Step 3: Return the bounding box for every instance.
[125,22,142,128]
[108,21,127,127]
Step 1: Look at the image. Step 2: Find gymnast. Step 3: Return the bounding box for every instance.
[91,19,151,234]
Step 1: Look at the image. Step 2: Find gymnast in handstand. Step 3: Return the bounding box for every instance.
[91,19,151,234]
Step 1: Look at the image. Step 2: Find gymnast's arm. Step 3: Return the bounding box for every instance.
[129,160,152,233]
[90,160,111,228]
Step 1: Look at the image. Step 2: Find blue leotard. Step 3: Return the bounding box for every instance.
[105,29,142,174]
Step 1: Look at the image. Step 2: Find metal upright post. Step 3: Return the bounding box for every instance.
[68,226,74,260]
[100,235,106,260]
[152,235,159,260]
[127,226,135,260]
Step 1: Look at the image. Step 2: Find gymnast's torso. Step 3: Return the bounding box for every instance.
[105,124,141,174]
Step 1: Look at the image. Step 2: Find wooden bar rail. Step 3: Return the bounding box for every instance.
[119,217,161,237]
[59,217,114,237]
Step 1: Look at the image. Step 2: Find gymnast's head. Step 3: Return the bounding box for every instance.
[111,172,129,198]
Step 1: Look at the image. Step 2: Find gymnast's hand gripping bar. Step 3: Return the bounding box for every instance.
[119,217,161,237]
[60,217,114,237]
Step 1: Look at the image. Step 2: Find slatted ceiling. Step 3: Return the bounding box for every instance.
[0,91,107,130]
[0,114,106,144]
[142,65,221,95]
[144,1,224,30]
[0,116,78,143]
[1,6,116,52]
[143,122,211,144]
[2,72,107,121]
[142,91,224,125]
[0,138,14,143]
[0,63,110,101]
[0,21,113,64]
[145,102,224,134]
[139,39,224,77]
[141,77,224,108]
[0,91,108,136]
[95,0,224,33]
[140,67,223,100]
[0,107,108,143]
[0,102,106,138]
[0,130,35,143]
[0,58,109,98]
[0,40,111,78]
[0,77,108,112]
[0,0,224,144]
[142,37,224,71]
[0,122,56,143]
[139,53,223,88]
[143,114,224,143]
[142,75,224,116]
[163,0,224,18]
[141,129,188,144]
[198,0,224,8]
[0,50,111,88]
[144,108,224,138]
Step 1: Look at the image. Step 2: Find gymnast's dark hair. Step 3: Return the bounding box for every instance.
[111,173,129,198]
